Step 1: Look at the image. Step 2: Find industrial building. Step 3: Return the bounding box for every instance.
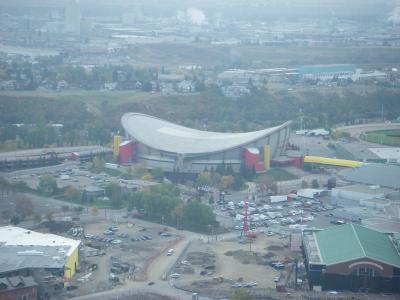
[298,64,357,81]
[120,113,292,173]
[0,226,80,284]
[302,224,400,293]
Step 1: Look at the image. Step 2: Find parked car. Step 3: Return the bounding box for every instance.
[110,266,123,274]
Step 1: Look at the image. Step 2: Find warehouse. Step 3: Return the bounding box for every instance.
[120,113,291,173]
[0,226,80,284]
[302,224,400,293]
[298,64,357,81]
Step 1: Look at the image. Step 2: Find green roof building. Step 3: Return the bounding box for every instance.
[302,224,400,293]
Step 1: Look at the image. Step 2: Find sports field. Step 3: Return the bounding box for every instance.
[360,129,400,146]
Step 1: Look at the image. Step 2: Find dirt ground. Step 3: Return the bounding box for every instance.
[172,233,303,298]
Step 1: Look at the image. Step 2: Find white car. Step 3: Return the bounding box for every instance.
[169,273,180,278]
[111,239,122,245]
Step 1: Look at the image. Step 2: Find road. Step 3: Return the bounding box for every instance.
[335,122,400,138]
[71,229,212,300]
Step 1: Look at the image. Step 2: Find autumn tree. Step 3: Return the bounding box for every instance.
[91,206,99,216]
[220,175,234,189]
[91,157,105,173]
[65,186,81,202]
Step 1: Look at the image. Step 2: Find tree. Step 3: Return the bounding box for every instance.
[232,175,245,190]
[231,288,254,300]
[65,186,81,202]
[10,215,21,225]
[196,171,212,187]
[61,205,70,216]
[151,167,164,182]
[311,179,320,189]
[45,211,54,221]
[105,183,122,209]
[121,167,134,180]
[33,213,42,224]
[74,206,84,214]
[141,174,154,181]
[301,180,309,189]
[38,175,57,196]
[91,157,105,173]
[171,202,185,229]
[133,164,148,178]
[15,194,34,219]
[91,206,99,216]
[220,175,234,189]
[181,201,218,232]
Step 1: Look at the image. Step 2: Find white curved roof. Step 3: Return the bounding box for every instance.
[121,113,291,155]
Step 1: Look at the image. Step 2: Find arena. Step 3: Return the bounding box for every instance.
[120,113,292,173]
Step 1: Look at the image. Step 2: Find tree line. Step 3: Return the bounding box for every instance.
[127,184,218,233]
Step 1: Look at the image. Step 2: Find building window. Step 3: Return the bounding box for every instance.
[352,267,378,277]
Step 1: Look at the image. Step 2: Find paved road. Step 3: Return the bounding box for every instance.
[336,123,400,138]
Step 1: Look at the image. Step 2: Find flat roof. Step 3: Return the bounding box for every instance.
[369,147,400,161]
[0,226,80,256]
[0,245,69,274]
[340,163,400,189]
[121,113,291,155]
[305,224,400,268]
[335,184,394,195]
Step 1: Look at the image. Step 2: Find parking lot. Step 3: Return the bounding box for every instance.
[212,188,339,236]
[6,160,157,192]
[53,216,183,299]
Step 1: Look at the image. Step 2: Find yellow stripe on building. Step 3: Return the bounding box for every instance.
[304,156,363,168]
